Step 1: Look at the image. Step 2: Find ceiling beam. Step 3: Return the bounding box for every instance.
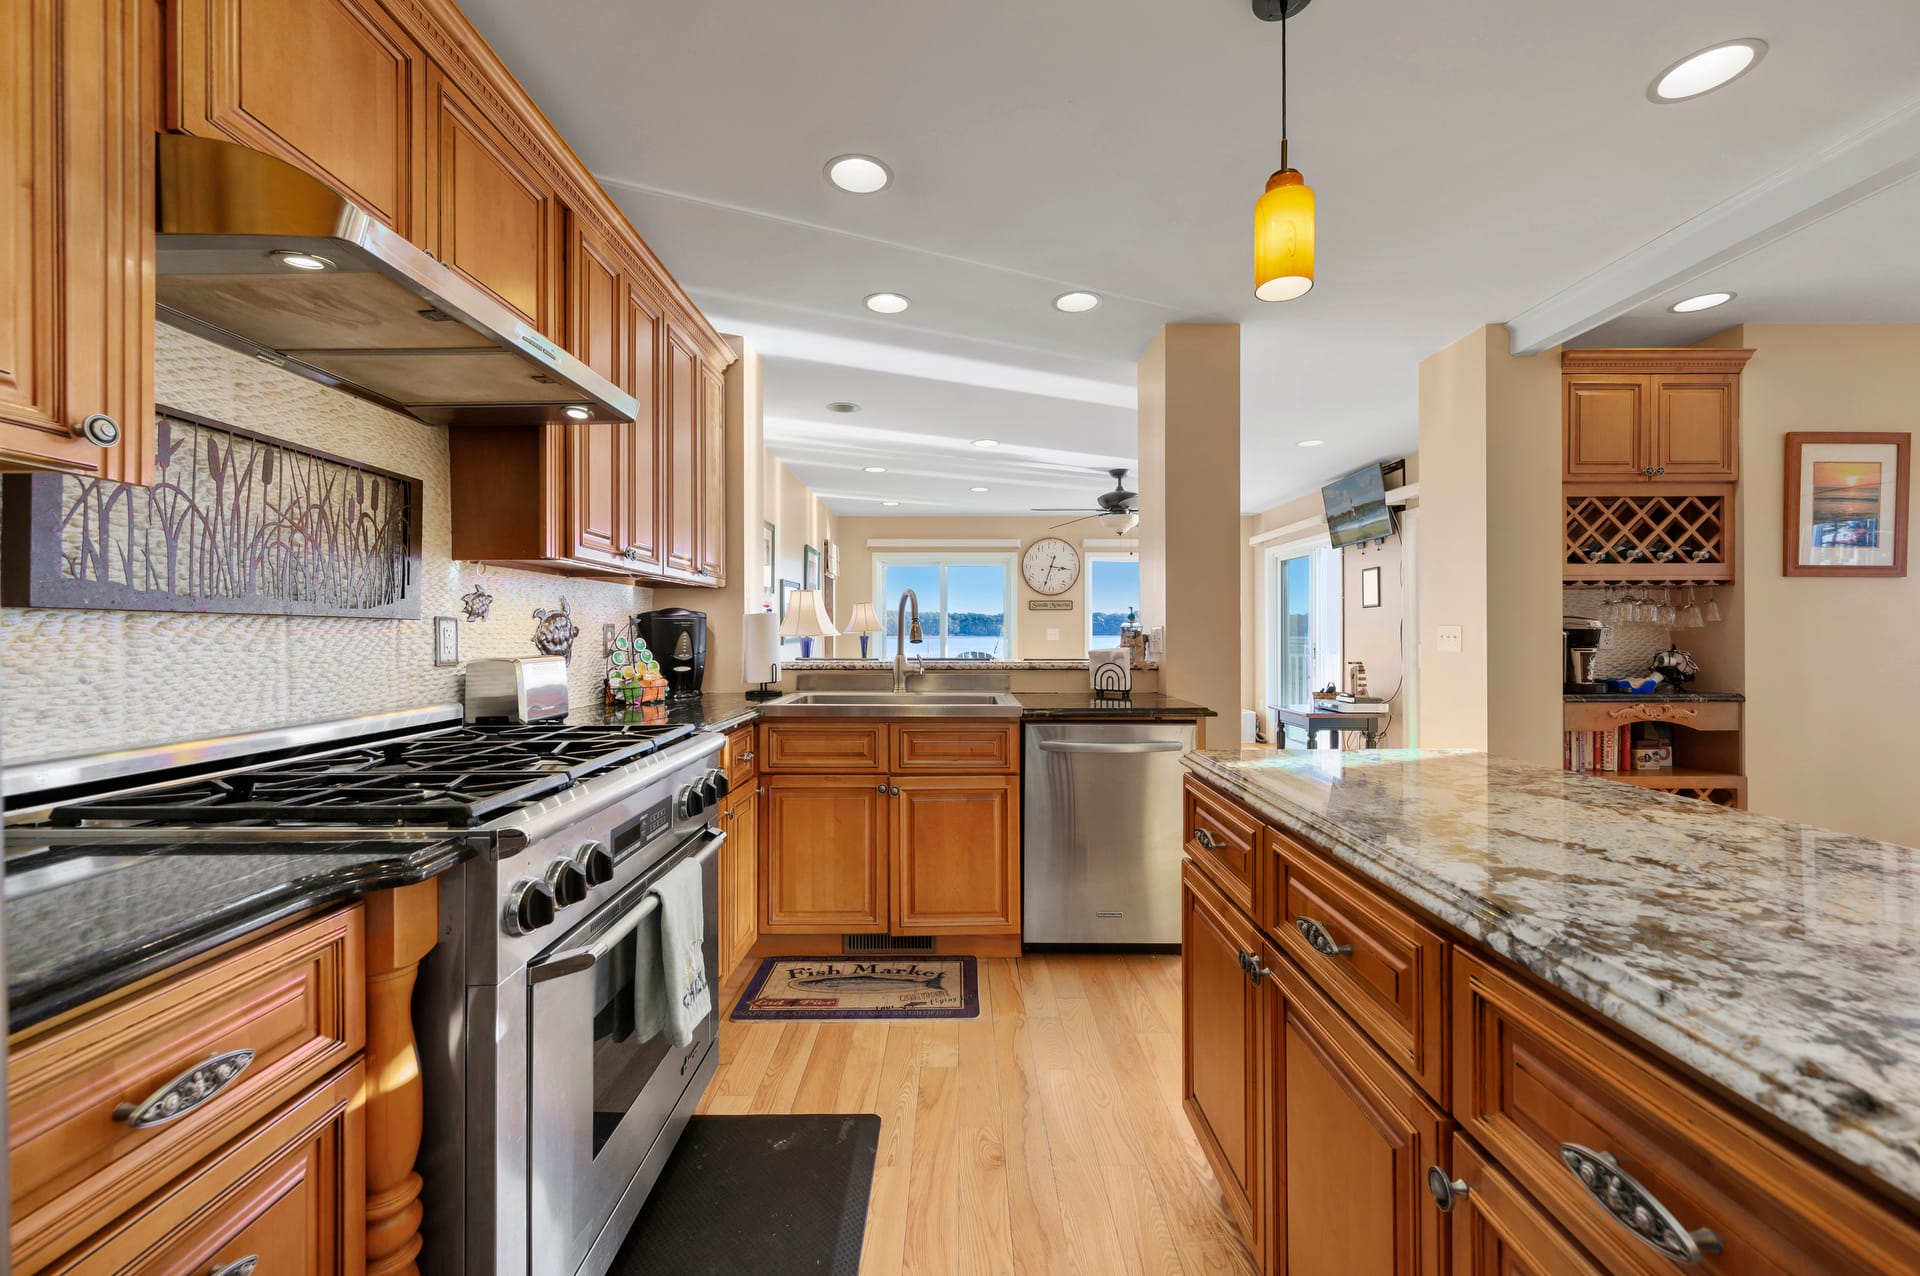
[1505,94,1920,355]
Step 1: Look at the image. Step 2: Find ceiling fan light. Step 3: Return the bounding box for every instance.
[1099,510,1140,535]
[1254,169,1315,302]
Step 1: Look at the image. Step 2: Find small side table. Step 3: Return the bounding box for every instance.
[1272,704,1389,750]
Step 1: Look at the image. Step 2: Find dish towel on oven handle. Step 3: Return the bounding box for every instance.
[633,856,711,1049]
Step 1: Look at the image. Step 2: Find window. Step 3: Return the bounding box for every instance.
[873,554,1017,659]
[1086,554,1141,651]
[1263,544,1343,743]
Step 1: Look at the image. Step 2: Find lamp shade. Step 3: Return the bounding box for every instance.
[778,589,840,638]
[845,602,882,636]
[1254,168,1315,302]
[742,610,781,684]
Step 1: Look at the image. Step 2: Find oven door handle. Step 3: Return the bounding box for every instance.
[528,827,726,985]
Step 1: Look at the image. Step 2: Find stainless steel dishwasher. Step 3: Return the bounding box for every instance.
[1023,720,1196,946]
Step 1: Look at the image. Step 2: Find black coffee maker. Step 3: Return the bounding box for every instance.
[636,608,707,698]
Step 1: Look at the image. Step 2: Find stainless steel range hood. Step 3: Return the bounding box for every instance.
[155,134,636,428]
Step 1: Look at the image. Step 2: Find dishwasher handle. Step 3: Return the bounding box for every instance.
[1036,739,1189,755]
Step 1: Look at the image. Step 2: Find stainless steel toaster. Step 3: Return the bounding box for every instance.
[463,655,570,723]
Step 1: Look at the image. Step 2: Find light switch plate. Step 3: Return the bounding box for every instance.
[1046,627,1060,642]
[433,615,459,666]
[1436,624,1463,654]
[603,623,617,656]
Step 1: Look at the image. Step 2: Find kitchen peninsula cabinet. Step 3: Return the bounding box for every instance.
[0,0,155,485]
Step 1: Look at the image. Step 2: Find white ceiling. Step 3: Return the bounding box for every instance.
[459,0,1920,514]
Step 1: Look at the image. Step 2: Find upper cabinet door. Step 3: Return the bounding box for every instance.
[168,0,426,237]
[424,70,558,335]
[563,214,625,565]
[0,0,154,484]
[698,360,727,581]
[1651,374,1737,480]
[663,325,701,576]
[622,280,665,571]
[1563,376,1647,481]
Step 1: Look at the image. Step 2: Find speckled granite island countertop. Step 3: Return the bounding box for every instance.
[1184,747,1920,1203]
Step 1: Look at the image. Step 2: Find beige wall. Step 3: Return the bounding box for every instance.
[754,453,838,659]
[828,515,1133,660]
[1140,325,1241,742]
[0,326,651,762]
[1694,324,1920,845]
[1415,325,1561,763]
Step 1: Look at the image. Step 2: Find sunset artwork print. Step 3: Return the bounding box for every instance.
[1785,432,1910,578]
[1810,461,1883,550]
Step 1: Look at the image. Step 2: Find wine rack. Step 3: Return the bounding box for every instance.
[1563,486,1733,585]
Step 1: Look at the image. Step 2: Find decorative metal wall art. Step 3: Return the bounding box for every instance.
[532,597,579,660]
[461,580,494,622]
[1,407,422,618]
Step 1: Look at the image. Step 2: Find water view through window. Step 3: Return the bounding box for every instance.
[1088,556,1140,649]
[879,559,1010,658]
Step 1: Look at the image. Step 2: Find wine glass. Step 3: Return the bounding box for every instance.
[1704,588,1722,624]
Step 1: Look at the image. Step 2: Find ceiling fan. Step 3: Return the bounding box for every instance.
[1033,468,1141,533]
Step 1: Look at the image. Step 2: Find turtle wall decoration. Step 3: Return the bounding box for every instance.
[532,597,579,661]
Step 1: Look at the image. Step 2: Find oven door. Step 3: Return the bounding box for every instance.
[526,825,723,1276]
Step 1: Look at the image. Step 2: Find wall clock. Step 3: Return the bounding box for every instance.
[1022,537,1081,596]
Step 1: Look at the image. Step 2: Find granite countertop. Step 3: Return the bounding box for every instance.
[1564,689,1746,703]
[595,693,761,734]
[1184,747,1920,1202]
[3,837,473,1032]
[1015,693,1215,720]
[784,658,1159,672]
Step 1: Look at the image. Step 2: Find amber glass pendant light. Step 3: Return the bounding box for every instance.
[1253,0,1315,301]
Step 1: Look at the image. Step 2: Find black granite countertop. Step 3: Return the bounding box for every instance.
[1563,689,1745,702]
[1014,692,1216,720]
[592,693,762,734]
[3,838,473,1032]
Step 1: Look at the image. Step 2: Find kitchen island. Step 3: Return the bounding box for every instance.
[1180,746,1920,1274]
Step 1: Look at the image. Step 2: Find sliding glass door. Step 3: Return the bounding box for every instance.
[1266,545,1342,744]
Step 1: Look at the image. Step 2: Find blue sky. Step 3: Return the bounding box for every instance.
[1089,558,1139,615]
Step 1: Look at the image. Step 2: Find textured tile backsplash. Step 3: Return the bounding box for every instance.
[0,326,651,764]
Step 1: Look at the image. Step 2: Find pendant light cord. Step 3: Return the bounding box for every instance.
[1280,4,1291,171]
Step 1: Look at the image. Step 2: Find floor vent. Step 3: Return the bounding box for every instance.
[842,934,937,956]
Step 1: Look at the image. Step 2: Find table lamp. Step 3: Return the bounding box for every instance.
[844,602,882,659]
[778,588,839,659]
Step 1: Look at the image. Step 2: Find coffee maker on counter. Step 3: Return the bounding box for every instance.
[635,608,707,698]
[1563,618,1603,693]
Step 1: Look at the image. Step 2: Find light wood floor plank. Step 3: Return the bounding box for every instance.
[792,1022,855,1112]
[987,960,1076,1276]
[957,973,1015,1276]
[904,1061,960,1275]
[836,1021,890,1114]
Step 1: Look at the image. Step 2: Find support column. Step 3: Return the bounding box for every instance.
[363,879,439,1276]
[1139,324,1241,746]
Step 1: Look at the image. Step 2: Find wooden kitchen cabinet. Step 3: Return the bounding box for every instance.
[0,0,155,485]
[166,0,427,238]
[423,68,559,334]
[699,361,727,581]
[622,278,666,572]
[1560,351,1752,484]
[719,786,760,980]
[563,213,629,567]
[891,776,1019,934]
[1445,1134,1605,1276]
[760,775,889,933]
[1180,860,1266,1256]
[663,325,702,577]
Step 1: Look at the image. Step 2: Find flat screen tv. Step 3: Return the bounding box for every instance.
[1321,464,1397,549]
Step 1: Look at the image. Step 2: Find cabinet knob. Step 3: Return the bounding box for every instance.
[889,785,901,797]
[1559,1143,1723,1264]
[877,783,888,794]
[1425,1166,1471,1213]
[76,413,120,446]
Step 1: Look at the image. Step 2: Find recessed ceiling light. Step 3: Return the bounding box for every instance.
[864,292,910,314]
[826,401,861,413]
[971,439,999,448]
[882,500,900,506]
[970,486,990,493]
[863,465,888,473]
[563,405,591,421]
[1649,40,1767,103]
[1298,439,1326,448]
[1053,291,1101,313]
[271,249,334,271]
[825,154,892,194]
[1670,291,1735,313]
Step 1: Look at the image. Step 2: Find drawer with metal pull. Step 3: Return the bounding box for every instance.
[1265,825,1449,1101]
[1183,776,1261,915]
[1453,950,1920,1275]
[725,725,757,788]
[8,906,364,1273]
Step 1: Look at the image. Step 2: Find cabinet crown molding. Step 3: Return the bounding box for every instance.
[1560,348,1756,375]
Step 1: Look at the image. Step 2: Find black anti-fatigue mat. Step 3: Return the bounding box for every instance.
[608,1114,879,1275]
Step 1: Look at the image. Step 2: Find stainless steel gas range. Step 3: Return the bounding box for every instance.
[1,704,729,1276]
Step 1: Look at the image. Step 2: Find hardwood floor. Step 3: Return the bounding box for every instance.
[698,953,1259,1276]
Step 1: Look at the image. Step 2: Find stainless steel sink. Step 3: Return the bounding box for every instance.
[757,689,1023,718]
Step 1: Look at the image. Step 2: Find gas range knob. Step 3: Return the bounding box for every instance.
[676,784,705,819]
[573,840,614,887]
[545,858,589,908]
[505,878,557,935]
[698,769,730,806]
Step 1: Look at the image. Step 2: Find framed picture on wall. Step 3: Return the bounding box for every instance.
[760,521,777,606]
[803,544,821,590]
[1784,432,1910,578]
[825,539,840,580]
[1360,565,1382,608]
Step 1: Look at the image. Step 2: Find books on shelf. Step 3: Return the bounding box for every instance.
[1563,722,1677,775]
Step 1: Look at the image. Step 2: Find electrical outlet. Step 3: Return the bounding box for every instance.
[1598,627,1615,650]
[1046,627,1060,642]
[602,623,616,655]
[433,616,459,666]
[1436,624,1463,654]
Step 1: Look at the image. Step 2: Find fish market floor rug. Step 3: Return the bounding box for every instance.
[731,956,979,1021]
